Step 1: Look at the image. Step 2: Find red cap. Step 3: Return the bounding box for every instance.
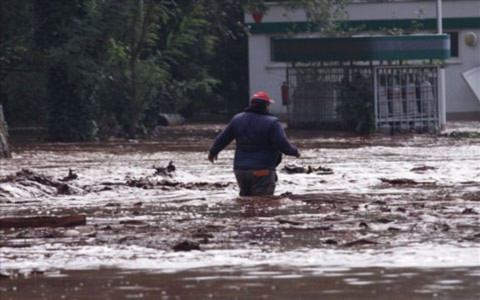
[250,91,275,104]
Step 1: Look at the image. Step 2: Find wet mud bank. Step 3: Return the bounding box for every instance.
[0,122,479,298]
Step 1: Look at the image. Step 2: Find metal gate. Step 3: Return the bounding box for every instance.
[286,65,373,129]
[374,65,439,132]
[286,65,439,132]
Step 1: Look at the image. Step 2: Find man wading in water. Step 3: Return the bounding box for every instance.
[208,91,300,196]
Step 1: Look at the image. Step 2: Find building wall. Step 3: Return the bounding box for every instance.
[246,0,480,119]
[446,29,480,119]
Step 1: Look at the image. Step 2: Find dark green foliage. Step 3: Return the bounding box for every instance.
[36,0,100,141]
[46,66,97,141]
[1,0,347,140]
[336,72,375,133]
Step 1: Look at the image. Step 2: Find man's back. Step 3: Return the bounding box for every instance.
[208,91,300,196]
[209,107,298,171]
[230,110,280,170]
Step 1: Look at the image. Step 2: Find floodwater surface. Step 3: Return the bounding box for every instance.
[1,122,479,299]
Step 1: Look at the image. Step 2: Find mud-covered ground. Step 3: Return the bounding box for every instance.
[1,122,479,299]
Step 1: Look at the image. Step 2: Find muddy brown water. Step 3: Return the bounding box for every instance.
[1,122,480,299]
[1,267,479,300]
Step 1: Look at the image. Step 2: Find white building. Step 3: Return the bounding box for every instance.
[246,0,480,121]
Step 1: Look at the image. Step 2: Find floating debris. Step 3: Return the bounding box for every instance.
[0,169,78,195]
[173,240,201,252]
[461,208,478,215]
[375,218,394,224]
[283,164,333,175]
[343,239,378,247]
[119,220,148,226]
[276,219,304,226]
[323,239,338,245]
[0,215,86,229]
[153,161,176,176]
[380,178,419,185]
[60,169,78,182]
[440,131,480,139]
[410,166,437,172]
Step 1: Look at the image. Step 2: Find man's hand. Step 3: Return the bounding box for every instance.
[295,151,301,158]
[208,153,217,163]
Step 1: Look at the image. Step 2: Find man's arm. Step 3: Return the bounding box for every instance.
[208,121,235,162]
[269,121,300,157]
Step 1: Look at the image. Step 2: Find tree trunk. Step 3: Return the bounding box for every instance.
[0,105,10,159]
[128,55,138,139]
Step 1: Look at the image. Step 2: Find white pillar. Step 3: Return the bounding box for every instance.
[437,0,447,131]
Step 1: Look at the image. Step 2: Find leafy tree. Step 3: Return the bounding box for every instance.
[0,0,48,125]
[34,0,101,141]
[1,0,352,140]
[337,71,375,133]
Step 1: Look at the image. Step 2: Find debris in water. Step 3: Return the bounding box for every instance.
[119,220,148,226]
[410,166,437,172]
[380,178,419,185]
[462,192,480,201]
[315,166,334,175]
[56,184,74,195]
[0,215,86,229]
[60,169,78,181]
[153,161,176,176]
[323,239,338,245]
[359,221,369,228]
[375,218,394,224]
[159,179,180,187]
[0,169,79,195]
[343,239,378,247]
[461,208,477,215]
[283,164,333,175]
[125,177,231,190]
[388,227,401,232]
[440,131,480,139]
[440,224,450,232]
[277,219,304,226]
[126,178,157,189]
[283,164,307,174]
[173,240,201,252]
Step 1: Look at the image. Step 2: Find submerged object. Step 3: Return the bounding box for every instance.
[158,113,185,126]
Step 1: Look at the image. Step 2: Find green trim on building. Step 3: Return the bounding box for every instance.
[271,35,450,61]
[247,17,480,34]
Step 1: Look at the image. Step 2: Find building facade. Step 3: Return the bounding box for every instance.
[246,0,480,120]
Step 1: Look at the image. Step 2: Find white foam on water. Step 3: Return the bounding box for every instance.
[1,243,479,275]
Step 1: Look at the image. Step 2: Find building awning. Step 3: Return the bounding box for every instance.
[271,34,450,62]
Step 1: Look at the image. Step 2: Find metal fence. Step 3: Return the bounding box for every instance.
[286,65,373,128]
[374,65,439,132]
[286,64,439,132]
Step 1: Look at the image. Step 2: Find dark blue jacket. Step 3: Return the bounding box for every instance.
[209,107,299,170]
